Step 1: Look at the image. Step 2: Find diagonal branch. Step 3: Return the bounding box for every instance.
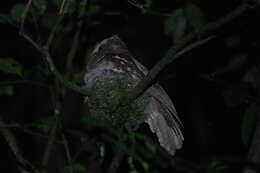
[107,150,125,173]
[19,0,91,96]
[125,2,251,103]
[41,87,61,173]
[45,0,67,50]
[20,0,32,35]
[66,0,88,77]
[62,133,74,173]
[0,117,41,173]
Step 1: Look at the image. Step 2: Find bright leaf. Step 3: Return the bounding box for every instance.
[145,141,156,153]
[141,161,149,172]
[32,0,47,14]
[10,3,26,21]
[164,8,187,42]
[184,3,205,31]
[0,58,23,76]
[144,0,152,9]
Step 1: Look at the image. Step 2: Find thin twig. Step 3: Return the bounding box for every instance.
[107,132,126,173]
[21,32,41,50]
[45,0,67,50]
[0,117,41,173]
[66,0,88,78]
[62,134,74,173]
[41,87,61,173]
[22,34,90,95]
[19,0,91,96]
[20,0,33,34]
[128,0,171,17]
[41,120,58,170]
[107,150,125,173]
[19,0,40,50]
[0,80,48,88]
[243,97,260,173]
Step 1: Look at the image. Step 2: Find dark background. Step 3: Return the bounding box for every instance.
[0,0,260,173]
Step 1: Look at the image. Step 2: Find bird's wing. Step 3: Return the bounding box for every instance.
[145,98,183,155]
[146,86,184,153]
[132,57,184,155]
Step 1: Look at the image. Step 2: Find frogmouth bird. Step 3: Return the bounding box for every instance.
[84,35,183,155]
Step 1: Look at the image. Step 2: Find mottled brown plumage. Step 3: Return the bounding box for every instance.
[84,35,183,155]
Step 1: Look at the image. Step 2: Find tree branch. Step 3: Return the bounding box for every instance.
[19,0,91,96]
[41,87,61,173]
[45,0,67,50]
[107,149,125,173]
[0,117,41,173]
[66,0,88,77]
[125,2,251,102]
[243,94,260,173]
[20,0,32,35]
[62,134,74,173]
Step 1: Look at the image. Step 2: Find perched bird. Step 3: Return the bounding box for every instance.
[84,35,183,155]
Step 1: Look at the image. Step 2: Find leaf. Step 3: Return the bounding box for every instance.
[0,58,23,76]
[63,23,73,33]
[144,0,152,9]
[243,65,260,89]
[228,54,246,70]
[222,85,250,107]
[141,161,149,172]
[40,13,58,29]
[164,8,187,42]
[145,141,156,153]
[0,14,13,23]
[184,3,205,31]
[211,54,247,76]
[32,0,47,14]
[34,118,54,134]
[11,3,26,21]
[135,133,157,153]
[87,5,102,15]
[241,103,258,146]
[0,85,14,96]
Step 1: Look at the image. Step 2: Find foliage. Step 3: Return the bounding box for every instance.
[0,0,259,173]
[0,58,23,76]
[164,3,205,42]
[164,8,187,42]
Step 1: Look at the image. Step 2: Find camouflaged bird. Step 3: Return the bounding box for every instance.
[84,35,183,155]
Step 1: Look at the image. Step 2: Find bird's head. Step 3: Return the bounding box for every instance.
[92,35,129,55]
[86,35,131,72]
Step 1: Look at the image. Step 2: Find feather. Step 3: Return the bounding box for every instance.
[84,35,184,155]
[131,52,184,154]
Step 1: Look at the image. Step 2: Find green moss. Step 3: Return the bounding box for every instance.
[87,78,149,129]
